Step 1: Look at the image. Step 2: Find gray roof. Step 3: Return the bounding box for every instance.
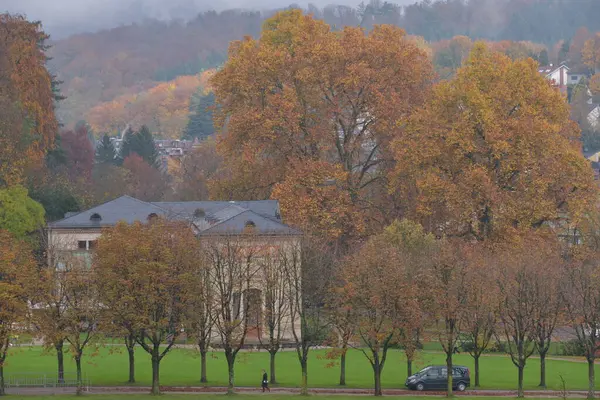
[48,195,299,236]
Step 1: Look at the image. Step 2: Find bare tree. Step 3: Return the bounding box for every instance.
[461,246,498,388]
[494,233,557,398]
[256,247,291,385]
[563,248,600,399]
[281,236,333,396]
[187,250,215,383]
[61,261,101,394]
[204,234,259,393]
[428,239,471,397]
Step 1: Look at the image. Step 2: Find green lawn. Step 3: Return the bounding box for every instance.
[1,397,550,400]
[3,346,598,390]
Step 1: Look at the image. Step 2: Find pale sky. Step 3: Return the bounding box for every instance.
[2,0,414,38]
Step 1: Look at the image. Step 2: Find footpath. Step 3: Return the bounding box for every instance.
[4,386,593,397]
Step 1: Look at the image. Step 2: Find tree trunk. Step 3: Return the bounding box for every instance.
[200,350,207,383]
[372,355,382,397]
[56,341,65,383]
[539,350,547,388]
[0,365,5,396]
[339,351,346,386]
[269,350,277,384]
[75,354,83,396]
[446,351,453,397]
[300,358,308,396]
[474,355,480,388]
[226,352,235,394]
[407,358,412,377]
[127,346,135,383]
[151,350,160,395]
[517,365,524,398]
[588,357,595,400]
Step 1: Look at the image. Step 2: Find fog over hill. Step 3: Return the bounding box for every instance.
[2,0,416,38]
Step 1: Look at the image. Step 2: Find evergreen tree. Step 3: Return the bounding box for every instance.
[135,125,160,167]
[95,134,117,164]
[538,49,549,66]
[119,127,136,162]
[185,91,215,140]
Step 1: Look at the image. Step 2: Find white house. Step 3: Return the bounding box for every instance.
[538,64,569,92]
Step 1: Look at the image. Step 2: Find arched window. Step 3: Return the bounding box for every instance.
[90,213,102,222]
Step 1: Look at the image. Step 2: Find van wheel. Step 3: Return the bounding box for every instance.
[456,382,466,392]
[416,383,425,391]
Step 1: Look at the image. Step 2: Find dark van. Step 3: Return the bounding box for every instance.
[405,365,470,391]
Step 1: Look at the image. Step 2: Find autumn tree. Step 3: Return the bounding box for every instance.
[494,232,560,398]
[460,246,498,388]
[338,233,419,396]
[392,42,595,241]
[95,134,117,164]
[203,234,259,393]
[326,288,356,386]
[94,219,198,395]
[186,248,214,383]
[211,10,434,243]
[32,251,70,383]
[256,247,291,385]
[61,125,95,181]
[426,239,472,397]
[171,138,222,201]
[281,236,335,395]
[0,230,36,395]
[0,14,58,174]
[563,210,600,399]
[59,255,102,394]
[583,33,600,73]
[123,154,170,201]
[90,164,130,205]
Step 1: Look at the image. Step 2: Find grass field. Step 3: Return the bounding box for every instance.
[3,397,549,400]
[3,346,598,391]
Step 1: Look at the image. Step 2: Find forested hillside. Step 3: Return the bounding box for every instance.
[48,0,600,132]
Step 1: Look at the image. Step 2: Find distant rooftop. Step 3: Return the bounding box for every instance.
[48,195,299,236]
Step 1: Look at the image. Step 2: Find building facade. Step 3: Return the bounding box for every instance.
[47,195,302,345]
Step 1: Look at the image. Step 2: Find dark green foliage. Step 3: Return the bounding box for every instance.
[119,126,159,167]
[538,49,549,66]
[119,127,136,162]
[184,91,215,140]
[96,134,117,164]
[28,180,81,222]
[45,134,68,170]
[136,125,160,167]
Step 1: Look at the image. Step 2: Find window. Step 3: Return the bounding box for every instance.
[77,240,97,250]
[572,75,578,81]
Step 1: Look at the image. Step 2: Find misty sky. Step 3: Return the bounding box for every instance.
[2,0,416,38]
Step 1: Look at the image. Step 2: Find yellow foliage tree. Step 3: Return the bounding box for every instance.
[391,43,596,241]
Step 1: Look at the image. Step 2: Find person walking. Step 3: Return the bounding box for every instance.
[261,369,270,392]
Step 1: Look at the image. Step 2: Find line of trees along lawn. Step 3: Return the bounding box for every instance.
[4,8,600,400]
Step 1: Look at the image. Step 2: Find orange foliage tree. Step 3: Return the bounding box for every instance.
[583,33,600,73]
[493,232,564,398]
[0,14,58,183]
[210,10,434,245]
[94,219,199,395]
[391,42,596,241]
[0,231,35,395]
[336,230,421,396]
